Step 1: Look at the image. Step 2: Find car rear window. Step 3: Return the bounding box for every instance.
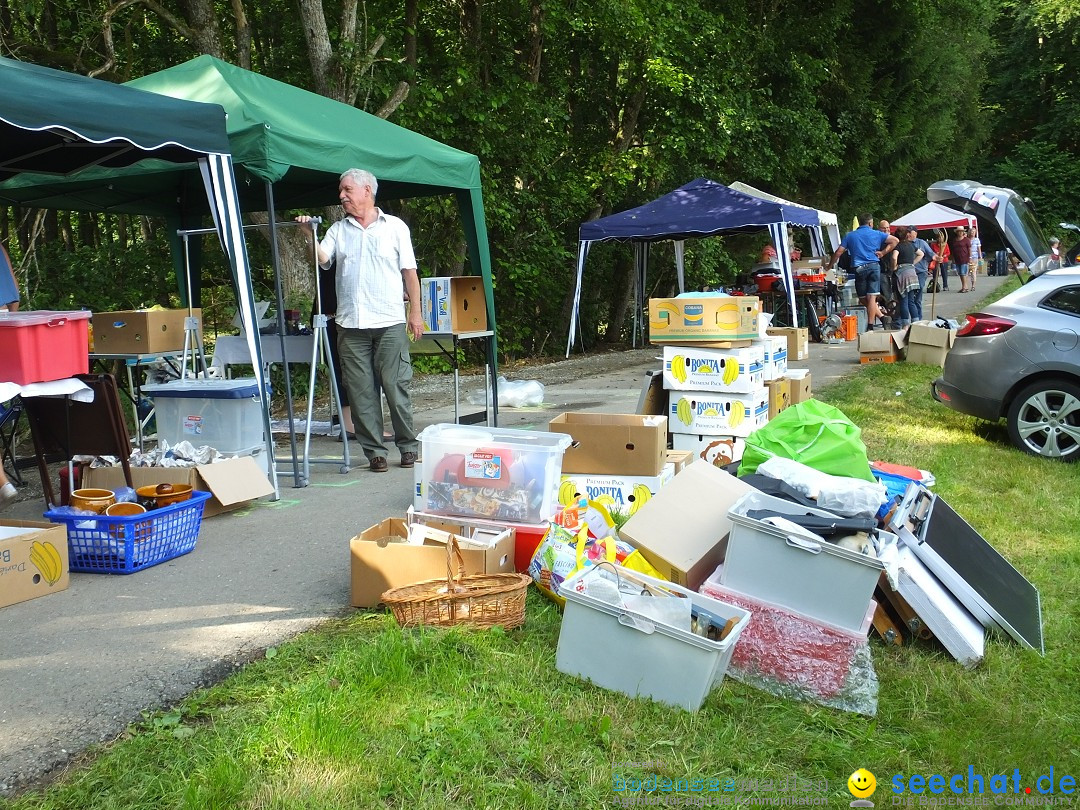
[1041,286,1080,316]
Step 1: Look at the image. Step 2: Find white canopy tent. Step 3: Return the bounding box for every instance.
[729,181,842,256]
[892,202,977,231]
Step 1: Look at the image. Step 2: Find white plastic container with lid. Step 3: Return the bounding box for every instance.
[0,310,90,385]
[556,562,751,711]
[416,423,572,524]
[721,491,885,633]
[142,377,265,455]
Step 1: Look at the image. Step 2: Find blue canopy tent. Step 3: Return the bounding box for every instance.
[566,178,820,356]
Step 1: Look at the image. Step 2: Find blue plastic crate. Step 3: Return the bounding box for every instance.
[44,490,212,574]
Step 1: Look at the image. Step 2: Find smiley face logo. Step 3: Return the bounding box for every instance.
[848,768,877,799]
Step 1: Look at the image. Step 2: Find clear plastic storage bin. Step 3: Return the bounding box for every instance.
[416,423,572,524]
[142,378,265,454]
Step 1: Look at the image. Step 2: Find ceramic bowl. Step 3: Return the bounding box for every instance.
[135,483,193,508]
[104,502,147,517]
[69,488,116,513]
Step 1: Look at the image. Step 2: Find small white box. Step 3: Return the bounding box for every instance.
[668,389,769,437]
[661,345,764,393]
[142,378,265,455]
[560,464,675,517]
[671,433,747,467]
[755,335,789,381]
[556,563,751,711]
[721,492,885,633]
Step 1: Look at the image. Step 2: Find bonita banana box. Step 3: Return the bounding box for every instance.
[671,433,747,467]
[668,389,769,437]
[1,521,70,609]
[649,295,760,343]
[559,463,676,518]
[755,335,789,381]
[662,345,764,394]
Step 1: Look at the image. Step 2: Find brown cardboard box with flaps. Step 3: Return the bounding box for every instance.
[84,455,273,517]
[91,309,201,354]
[617,461,755,591]
[905,321,957,366]
[350,518,514,608]
[858,329,907,364]
[549,412,668,477]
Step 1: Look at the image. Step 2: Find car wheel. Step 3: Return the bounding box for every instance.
[1006,378,1080,461]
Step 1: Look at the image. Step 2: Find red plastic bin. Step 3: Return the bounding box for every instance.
[0,310,91,384]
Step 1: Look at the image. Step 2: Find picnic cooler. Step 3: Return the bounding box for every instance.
[416,423,572,524]
[142,378,265,454]
[555,563,751,711]
[44,490,211,574]
[0,310,90,385]
[719,492,884,633]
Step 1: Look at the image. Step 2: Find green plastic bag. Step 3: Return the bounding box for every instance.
[738,400,875,481]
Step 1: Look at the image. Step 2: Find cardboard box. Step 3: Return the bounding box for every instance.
[668,389,769,437]
[905,321,957,366]
[649,295,760,343]
[0,521,70,609]
[671,433,747,468]
[420,277,488,334]
[91,309,201,354]
[666,449,695,475]
[765,377,791,419]
[787,370,813,404]
[350,517,514,608]
[406,507,545,574]
[560,463,675,517]
[756,335,789,381]
[766,327,809,361]
[661,345,765,394]
[618,461,755,591]
[83,455,274,517]
[549,412,667,477]
[858,330,906,364]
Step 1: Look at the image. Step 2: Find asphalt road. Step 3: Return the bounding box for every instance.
[0,276,1010,796]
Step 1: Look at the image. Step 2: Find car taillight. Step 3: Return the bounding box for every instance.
[956,313,1016,337]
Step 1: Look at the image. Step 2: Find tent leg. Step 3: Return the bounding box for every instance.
[265,182,304,488]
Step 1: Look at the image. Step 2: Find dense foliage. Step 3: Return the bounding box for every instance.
[1,0,1075,359]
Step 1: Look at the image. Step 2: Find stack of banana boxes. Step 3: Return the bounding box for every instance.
[649,294,791,466]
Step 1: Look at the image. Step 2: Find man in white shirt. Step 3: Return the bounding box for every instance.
[297,169,424,472]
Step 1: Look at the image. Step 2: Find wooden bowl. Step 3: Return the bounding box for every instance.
[70,488,116,513]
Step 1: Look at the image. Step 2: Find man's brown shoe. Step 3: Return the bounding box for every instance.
[369,456,388,473]
[400,451,418,468]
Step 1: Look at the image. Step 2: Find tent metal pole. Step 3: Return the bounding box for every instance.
[264,182,304,488]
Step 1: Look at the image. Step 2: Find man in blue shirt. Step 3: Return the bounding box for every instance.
[826,214,898,330]
[909,227,934,322]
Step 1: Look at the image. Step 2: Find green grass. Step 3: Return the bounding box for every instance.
[5,316,1080,808]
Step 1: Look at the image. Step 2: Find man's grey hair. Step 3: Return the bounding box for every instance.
[340,168,378,197]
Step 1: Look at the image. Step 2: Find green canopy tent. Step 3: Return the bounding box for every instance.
[0,56,279,498]
[3,55,500,484]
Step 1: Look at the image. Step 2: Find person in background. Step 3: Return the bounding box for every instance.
[876,219,898,323]
[910,226,934,319]
[949,226,972,293]
[930,231,951,291]
[1048,237,1062,269]
[892,227,924,328]
[295,168,423,473]
[968,225,982,290]
[0,242,19,311]
[0,468,16,510]
[826,214,898,331]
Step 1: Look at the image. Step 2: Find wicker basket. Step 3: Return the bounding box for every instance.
[381,533,531,629]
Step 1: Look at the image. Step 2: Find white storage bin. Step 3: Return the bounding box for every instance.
[556,563,751,711]
[143,378,265,455]
[720,491,884,633]
[417,423,572,524]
